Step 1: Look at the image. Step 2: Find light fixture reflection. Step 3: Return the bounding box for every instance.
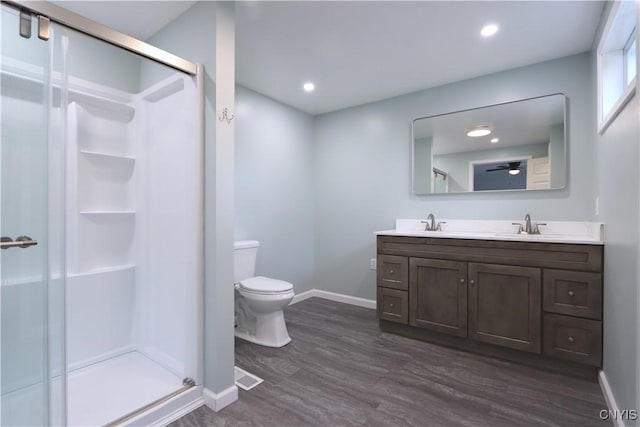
[466,125,492,137]
[481,24,498,37]
[490,138,499,143]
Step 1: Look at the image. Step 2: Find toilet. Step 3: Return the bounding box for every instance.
[234,240,295,347]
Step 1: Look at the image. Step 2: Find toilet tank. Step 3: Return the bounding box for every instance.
[234,240,260,283]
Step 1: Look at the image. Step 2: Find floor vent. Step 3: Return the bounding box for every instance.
[234,366,263,391]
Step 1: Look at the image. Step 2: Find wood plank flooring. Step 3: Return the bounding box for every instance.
[171,297,609,427]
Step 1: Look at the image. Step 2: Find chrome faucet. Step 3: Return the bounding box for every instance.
[421,213,446,231]
[512,214,546,235]
[524,214,533,234]
[426,213,435,231]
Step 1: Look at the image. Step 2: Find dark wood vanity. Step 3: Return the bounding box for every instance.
[376,235,603,377]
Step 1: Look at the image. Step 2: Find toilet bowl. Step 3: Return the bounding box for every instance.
[234,241,295,348]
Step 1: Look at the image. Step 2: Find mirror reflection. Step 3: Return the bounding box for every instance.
[412,94,566,194]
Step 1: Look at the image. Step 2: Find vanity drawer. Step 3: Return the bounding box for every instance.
[377,255,408,290]
[543,269,602,320]
[377,288,408,324]
[543,314,602,367]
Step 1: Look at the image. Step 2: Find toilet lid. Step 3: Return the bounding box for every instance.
[239,276,293,294]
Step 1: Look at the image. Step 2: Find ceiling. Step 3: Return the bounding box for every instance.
[50,1,197,41]
[49,1,604,115]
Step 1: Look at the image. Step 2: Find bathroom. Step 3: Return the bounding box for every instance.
[1,0,638,426]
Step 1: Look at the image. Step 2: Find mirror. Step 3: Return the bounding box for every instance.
[412,94,566,194]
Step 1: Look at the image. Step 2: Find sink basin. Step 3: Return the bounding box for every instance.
[489,232,598,242]
[376,219,604,245]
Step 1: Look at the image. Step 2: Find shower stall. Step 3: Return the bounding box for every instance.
[1,2,203,426]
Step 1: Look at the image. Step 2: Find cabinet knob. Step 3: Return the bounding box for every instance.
[568,290,575,297]
[460,278,465,284]
[389,269,395,275]
[389,303,394,308]
[567,336,575,343]
[469,279,475,285]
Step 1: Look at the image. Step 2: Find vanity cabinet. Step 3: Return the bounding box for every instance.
[376,235,604,376]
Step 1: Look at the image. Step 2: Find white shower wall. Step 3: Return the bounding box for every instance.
[64,73,199,379]
[134,77,199,377]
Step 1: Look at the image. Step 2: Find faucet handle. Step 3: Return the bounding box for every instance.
[436,221,446,231]
[512,222,525,234]
[533,223,547,235]
[420,220,431,231]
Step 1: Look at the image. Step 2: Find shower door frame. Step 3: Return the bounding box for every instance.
[1,0,205,424]
[4,0,197,75]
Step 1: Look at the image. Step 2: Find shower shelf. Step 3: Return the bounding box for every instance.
[80,150,135,162]
[80,210,136,215]
[68,264,135,278]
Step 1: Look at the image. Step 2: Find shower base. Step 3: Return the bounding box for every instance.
[68,351,183,426]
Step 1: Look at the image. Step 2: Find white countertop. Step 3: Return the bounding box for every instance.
[375,219,604,245]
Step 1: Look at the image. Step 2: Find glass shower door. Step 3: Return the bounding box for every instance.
[1,5,64,426]
[2,4,200,425]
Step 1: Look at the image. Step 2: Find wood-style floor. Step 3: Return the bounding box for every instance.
[171,297,609,427]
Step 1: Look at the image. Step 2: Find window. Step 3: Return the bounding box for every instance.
[597,1,637,133]
[624,30,636,86]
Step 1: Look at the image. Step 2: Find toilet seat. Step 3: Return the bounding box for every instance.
[239,276,293,295]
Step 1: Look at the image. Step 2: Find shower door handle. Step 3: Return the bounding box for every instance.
[1,236,38,249]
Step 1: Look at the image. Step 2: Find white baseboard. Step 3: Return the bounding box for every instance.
[290,289,315,305]
[290,289,376,310]
[599,370,626,427]
[203,385,238,412]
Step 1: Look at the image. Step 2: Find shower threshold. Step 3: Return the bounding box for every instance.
[67,351,184,427]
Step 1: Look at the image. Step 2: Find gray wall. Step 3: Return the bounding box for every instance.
[413,137,432,194]
[596,93,638,420]
[592,2,639,417]
[313,53,593,301]
[235,86,316,293]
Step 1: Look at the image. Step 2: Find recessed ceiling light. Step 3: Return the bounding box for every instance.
[490,138,499,143]
[466,125,492,137]
[303,82,315,92]
[481,24,498,37]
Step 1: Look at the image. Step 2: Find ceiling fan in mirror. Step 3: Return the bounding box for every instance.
[486,161,525,175]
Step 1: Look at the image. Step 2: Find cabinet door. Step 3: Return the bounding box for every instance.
[468,263,541,353]
[409,258,467,337]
